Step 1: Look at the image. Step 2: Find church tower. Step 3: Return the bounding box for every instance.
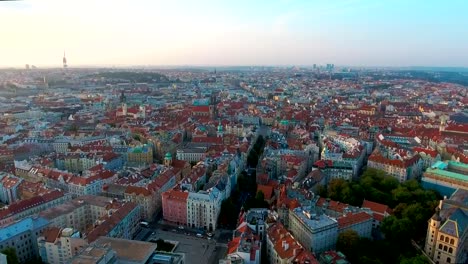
[120,91,127,116]
[217,122,224,138]
[164,152,173,166]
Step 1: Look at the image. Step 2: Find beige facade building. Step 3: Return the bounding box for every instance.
[424,189,467,264]
[38,227,87,264]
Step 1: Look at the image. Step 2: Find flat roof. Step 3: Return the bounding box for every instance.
[95,236,157,263]
[292,208,338,231]
[39,195,113,220]
[0,217,49,242]
[425,168,467,182]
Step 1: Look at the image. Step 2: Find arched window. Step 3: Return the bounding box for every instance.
[448,247,453,254]
[450,238,454,245]
[440,235,444,240]
[445,237,449,243]
[444,246,448,252]
[446,257,451,263]
[439,244,443,249]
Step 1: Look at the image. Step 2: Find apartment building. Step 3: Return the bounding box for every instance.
[37,227,87,264]
[0,216,50,263]
[289,208,338,254]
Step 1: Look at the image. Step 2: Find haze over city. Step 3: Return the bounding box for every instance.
[0,1,467,264]
[1,0,468,67]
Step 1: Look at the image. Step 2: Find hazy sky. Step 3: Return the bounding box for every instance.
[1,0,468,67]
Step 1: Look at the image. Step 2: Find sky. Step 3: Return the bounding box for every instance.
[1,0,468,67]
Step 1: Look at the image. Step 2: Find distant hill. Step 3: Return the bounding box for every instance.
[87,71,169,83]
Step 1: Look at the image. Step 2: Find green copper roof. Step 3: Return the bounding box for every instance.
[426,168,467,182]
[165,152,172,158]
[449,161,468,170]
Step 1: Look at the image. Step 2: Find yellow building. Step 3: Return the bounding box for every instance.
[127,144,153,165]
[424,189,467,264]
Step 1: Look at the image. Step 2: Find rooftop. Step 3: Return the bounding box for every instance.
[95,236,157,263]
[292,208,338,232]
[0,216,49,242]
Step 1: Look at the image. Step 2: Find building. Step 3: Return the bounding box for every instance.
[38,195,141,243]
[337,212,373,239]
[124,168,177,221]
[422,161,468,197]
[319,251,349,264]
[162,188,189,226]
[0,216,50,263]
[361,199,392,228]
[127,144,153,165]
[0,190,71,227]
[187,190,223,232]
[225,227,262,264]
[266,222,319,264]
[176,148,207,163]
[236,208,269,240]
[95,237,158,264]
[368,151,422,183]
[71,243,117,264]
[37,227,87,264]
[289,208,338,254]
[0,173,23,204]
[319,134,366,181]
[424,189,467,264]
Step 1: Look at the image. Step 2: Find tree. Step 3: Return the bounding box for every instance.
[400,255,430,264]
[336,230,360,261]
[1,248,19,264]
[255,190,265,201]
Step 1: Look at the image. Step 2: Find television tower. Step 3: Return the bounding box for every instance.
[63,51,68,69]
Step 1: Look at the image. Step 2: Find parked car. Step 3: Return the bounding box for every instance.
[196,233,203,238]
[178,225,184,230]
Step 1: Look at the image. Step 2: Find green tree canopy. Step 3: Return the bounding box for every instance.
[1,248,19,264]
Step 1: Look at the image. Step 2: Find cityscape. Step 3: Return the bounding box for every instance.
[0,1,467,264]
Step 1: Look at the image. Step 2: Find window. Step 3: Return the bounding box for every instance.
[446,257,451,263]
[445,237,449,243]
[448,248,453,254]
[440,235,444,240]
[444,246,448,252]
[439,244,442,250]
[450,238,454,245]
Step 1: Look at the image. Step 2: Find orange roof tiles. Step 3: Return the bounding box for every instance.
[362,199,392,215]
[257,185,274,200]
[337,212,372,229]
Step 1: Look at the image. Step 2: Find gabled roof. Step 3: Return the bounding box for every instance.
[362,199,392,215]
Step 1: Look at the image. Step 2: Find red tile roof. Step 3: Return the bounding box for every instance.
[337,212,372,229]
[257,185,274,201]
[362,199,392,215]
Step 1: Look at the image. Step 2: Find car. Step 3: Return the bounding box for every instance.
[178,226,184,230]
[171,229,176,232]
[207,232,213,237]
[207,237,212,240]
[196,233,203,238]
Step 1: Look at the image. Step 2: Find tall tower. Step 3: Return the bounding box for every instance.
[63,51,68,69]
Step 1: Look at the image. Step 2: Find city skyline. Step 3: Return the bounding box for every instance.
[1,0,468,67]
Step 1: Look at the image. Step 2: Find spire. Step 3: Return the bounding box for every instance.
[63,50,68,69]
